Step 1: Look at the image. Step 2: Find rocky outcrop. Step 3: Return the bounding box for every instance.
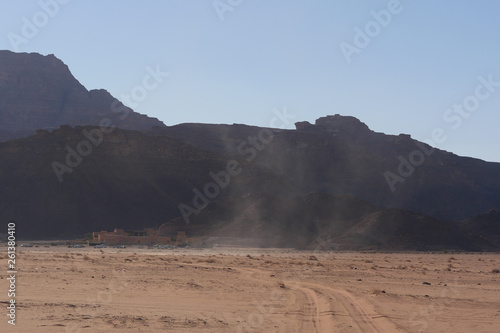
[295,114,374,138]
[0,50,165,141]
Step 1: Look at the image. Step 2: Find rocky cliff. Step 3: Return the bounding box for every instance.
[1,51,499,250]
[1,120,500,250]
[0,51,165,141]
[149,117,500,221]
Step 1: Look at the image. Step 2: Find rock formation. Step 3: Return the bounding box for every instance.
[0,50,165,141]
[1,51,499,250]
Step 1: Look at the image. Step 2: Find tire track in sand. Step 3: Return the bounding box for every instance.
[237,267,399,333]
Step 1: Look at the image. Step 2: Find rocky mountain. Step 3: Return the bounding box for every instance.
[150,115,500,221]
[0,50,165,141]
[1,120,499,250]
[0,125,292,238]
[1,51,499,250]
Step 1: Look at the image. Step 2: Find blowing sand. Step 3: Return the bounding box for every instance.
[1,246,499,332]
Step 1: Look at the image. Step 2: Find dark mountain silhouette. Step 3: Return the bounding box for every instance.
[0,50,165,141]
[0,51,499,250]
[0,126,293,239]
[149,115,500,221]
[1,124,499,250]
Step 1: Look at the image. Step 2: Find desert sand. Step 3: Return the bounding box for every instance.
[1,246,499,332]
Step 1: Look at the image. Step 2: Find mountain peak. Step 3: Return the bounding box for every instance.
[0,50,165,142]
[0,50,70,73]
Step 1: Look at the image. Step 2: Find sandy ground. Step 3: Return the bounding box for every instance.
[1,246,499,333]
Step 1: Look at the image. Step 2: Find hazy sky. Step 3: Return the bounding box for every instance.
[1,0,499,162]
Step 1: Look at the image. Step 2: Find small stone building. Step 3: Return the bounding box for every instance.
[92,228,171,245]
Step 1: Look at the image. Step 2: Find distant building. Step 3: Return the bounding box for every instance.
[92,228,171,245]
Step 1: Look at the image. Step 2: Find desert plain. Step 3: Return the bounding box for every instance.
[1,245,500,333]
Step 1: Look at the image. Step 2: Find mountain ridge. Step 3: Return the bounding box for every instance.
[1,51,499,250]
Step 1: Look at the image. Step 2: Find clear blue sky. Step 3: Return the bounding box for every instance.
[1,0,499,162]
